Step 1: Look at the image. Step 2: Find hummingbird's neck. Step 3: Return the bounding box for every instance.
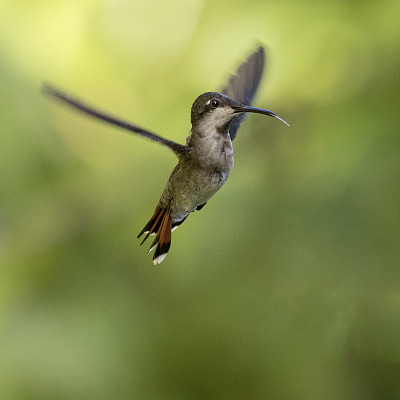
[188,116,231,148]
[191,122,229,139]
[187,122,233,173]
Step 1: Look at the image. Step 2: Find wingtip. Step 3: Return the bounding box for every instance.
[251,44,265,60]
[41,81,52,95]
[41,81,59,96]
[256,45,265,55]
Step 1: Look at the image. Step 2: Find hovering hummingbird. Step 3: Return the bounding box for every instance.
[43,46,289,264]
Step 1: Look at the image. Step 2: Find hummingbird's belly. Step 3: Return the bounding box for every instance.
[158,135,234,222]
[160,163,232,222]
[174,171,229,221]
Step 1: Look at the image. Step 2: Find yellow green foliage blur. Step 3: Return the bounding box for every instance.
[1,1,400,399]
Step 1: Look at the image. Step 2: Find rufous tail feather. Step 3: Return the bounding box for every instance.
[138,207,172,264]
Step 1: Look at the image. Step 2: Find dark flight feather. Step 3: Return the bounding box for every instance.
[42,82,189,156]
[221,46,265,141]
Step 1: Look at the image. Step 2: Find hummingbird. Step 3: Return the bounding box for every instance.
[42,46,289,264]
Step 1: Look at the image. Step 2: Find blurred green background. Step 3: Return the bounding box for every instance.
[1,0,400,399]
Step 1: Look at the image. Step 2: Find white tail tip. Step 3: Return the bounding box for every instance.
[153,253,167,265]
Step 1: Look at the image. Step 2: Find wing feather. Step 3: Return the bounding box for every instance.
[42,82,189,156]
[221,46,265,140]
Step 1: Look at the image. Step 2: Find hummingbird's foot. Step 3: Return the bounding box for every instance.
[171,215,188,232]
[195,202,207,211]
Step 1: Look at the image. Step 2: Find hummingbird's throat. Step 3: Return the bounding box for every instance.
[195,107,236,136]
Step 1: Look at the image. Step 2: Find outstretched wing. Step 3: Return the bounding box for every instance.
[42,83,189,157]
[221,46,265,141]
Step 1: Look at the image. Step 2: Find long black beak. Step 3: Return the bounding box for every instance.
[233,105,289,126]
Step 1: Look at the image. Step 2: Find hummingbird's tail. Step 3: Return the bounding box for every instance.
[137,207,172,264]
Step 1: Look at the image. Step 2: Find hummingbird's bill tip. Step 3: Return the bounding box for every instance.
[273,115,290,127]
[233,105,290,126]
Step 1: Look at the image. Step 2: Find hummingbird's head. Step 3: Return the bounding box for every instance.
[190,92,289,133]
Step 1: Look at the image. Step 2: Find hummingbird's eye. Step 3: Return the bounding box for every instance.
[211,99,219,108]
